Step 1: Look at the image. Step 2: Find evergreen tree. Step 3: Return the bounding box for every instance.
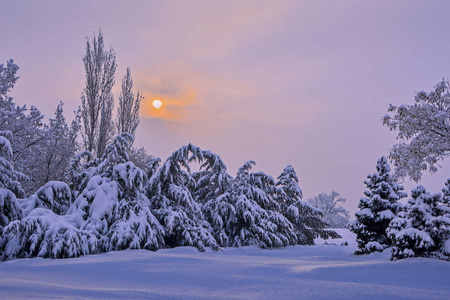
[0,131,26,198]
[276,165,339,244]
[0,132,23,231]
[146,144,219,251]
[192,149,233,247]
[225,161,297,248]
[350,156,407,254]
[388,184,450,260]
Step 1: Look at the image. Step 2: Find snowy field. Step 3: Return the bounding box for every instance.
[0,229,449,300]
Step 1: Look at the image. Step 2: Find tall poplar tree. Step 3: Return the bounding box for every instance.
[80,30,117,158]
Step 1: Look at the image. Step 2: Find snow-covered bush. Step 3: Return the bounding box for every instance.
[1,134,166,260]
[0,188,22,229]
[20,181,71,216]
[1,208,98,260]
[388,184,450,260]
[350,156,407,254]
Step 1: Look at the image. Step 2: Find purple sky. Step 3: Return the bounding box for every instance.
[1,0,449,214]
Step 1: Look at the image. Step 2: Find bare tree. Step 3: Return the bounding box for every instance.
[81,30,116,158]
[307,191,350,228]
[97,94,115,158]
[117,67,142,138]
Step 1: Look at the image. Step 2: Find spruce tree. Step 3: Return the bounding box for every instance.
[350,156,406,254]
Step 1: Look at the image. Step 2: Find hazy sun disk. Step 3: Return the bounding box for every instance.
[152,99,163,109]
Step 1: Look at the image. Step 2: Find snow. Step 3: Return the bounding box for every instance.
[0,229,449,299]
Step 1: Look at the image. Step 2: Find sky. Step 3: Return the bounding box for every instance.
[1,0,449,215]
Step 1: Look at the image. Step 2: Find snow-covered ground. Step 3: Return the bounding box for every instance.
[0,229,449,299]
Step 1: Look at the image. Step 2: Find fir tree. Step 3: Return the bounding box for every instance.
[350,156,407,254]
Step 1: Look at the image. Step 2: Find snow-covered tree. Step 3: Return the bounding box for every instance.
[81,30,117,158]
[0,132,23,230]
[117,67,142,138]
[128,146,154,172]
[0,59,52,195]
[220,161,297,248]
[387,185,450,260]
[1,133,165,260]
[307,191,350,228]
[0,59,19,98]
[0,130,24,248]
[383,80,450,181]
[0,131,26,198]
[32,102,80,190]
[350,156,407,254]
[276,165,339,244]
[192,150,233,247]
[146,144,219,251]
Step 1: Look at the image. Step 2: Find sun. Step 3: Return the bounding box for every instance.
[152,99,162,109]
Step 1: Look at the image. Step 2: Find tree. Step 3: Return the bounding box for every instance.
[350,156,407,254]
[387,184,450,260]
[0,131,24,230]
[307,191,350,228]
[383,80,450,181]
[81,30,117,158]
[224,161,297,248]
[32,102,80,189]
[117,67,142,137]
[146,144,220,251]
[276,165,339,244]
[0,59,47,195]
[0,59,19,98]
[0,131,26,198]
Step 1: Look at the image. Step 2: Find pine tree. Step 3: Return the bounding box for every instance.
[350,156,407,254]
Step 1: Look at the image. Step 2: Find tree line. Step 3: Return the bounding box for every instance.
[0,32,341,261]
